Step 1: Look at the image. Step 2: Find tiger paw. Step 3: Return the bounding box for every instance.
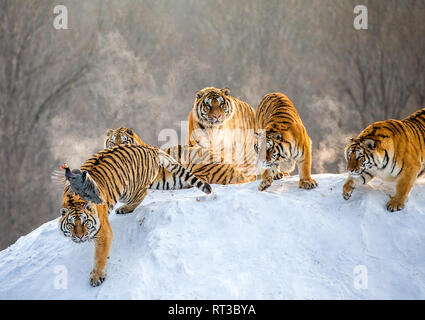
[386,197,405,212]
[90,269,106,287]
[299,178,318,190]
[342,190,352,200]
[116,205,134,214]
[273,172,285,180]
[342,180,354,200]
[258,180,272,191]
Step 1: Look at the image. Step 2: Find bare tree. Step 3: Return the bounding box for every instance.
[314,0,425,126]
[0,0,102,248]
[1,0,424,249]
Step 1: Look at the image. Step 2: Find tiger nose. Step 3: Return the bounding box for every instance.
[214,114,221,119]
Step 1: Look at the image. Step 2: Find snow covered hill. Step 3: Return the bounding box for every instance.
[1,174,425,299]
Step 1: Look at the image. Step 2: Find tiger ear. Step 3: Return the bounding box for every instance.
[272,131,282,141]
[195,90,203,99]
[106,129,114,136]
[60,208,68,216]
[220,87,230,96]
[126,128,134,136]
[344,137,354,144]
[365,139,376,150]
[254,129,266,138]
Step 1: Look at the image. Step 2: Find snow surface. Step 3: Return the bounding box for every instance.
[1,174,425,299]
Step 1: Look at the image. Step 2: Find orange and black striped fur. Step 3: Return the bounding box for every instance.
[187,87,257,176]
[255,93,317,191]
[343,108,425,211]
[59,188,107,286]
[59,144,212,286]
[105,127,255,188]
[105,127,146,148]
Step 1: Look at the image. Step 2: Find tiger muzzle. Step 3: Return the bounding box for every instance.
[347,154,361,174]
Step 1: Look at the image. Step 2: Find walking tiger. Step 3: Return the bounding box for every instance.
[343,107,425,211]
[59,144,211,286]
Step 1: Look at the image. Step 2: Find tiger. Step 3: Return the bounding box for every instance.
[59,144,212,286]
[105,127,255,188]
[254,92,318,191]
[343,107,425,212]
[105,127,146,148]
[186,87,257,176]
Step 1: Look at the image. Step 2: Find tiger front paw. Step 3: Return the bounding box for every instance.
[299,178,318,190]
[258,180,272,191]
[116,205,134,215]
[342,181,354,200]
[386,197,405,212]
[90,269,106,287]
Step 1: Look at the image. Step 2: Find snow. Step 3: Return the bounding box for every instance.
[1,174,425,299]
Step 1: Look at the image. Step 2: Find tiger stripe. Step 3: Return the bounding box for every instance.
[187,87,257,177]
[105,127,256,189]
[59,144,212,287]
[343,107,425,211]
[255,92,317,191]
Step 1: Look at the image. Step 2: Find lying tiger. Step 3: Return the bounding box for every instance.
[343,108,425,211]
[59,144,212,286]
[254,92,318,191]
[105,127,255,188]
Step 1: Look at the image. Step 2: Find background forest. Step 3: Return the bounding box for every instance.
[1,0,424,249]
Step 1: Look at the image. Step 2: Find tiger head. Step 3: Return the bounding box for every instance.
[59,190,100,243]
[345,123,393,176]
[104,127,145,148]
[193,87,234,127]
[254,128,289,169]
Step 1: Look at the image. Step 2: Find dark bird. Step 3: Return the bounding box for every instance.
[62,163,103,204]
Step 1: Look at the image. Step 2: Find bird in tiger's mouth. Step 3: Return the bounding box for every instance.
[58,164,101,244]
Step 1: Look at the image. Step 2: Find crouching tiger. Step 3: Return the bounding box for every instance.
[105,127,256,188]
[343,108,425,212]
[59,144,211,286]
[254,92,318,191]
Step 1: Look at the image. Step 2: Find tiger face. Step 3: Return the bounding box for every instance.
[105,127,135,148]
[59,194,100,243]
[345,137,389,176]
[254,130,289,169]
[194,87,234,127]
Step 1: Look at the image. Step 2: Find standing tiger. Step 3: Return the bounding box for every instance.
[187,87,257,176]
[343,108,425,212]
[59,144,212,286]
[105,127,255,188]
[254,92,318,191]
